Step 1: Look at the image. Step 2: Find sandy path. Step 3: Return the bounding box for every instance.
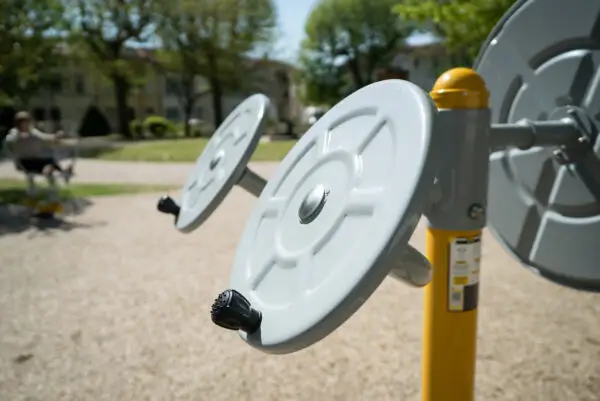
[0,161,599,400]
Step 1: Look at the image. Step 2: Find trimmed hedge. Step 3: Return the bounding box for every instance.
[143,115,175,138]
[129,119,143,137]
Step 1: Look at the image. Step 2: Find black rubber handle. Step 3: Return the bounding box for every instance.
[157,195,180,218]
[211,289,262,334]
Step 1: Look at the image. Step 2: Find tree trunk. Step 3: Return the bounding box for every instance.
[112,74,131,138]
[183,97,194,137]
[207,54,223,129]
[347,57,364,90]
[209,78,224,130]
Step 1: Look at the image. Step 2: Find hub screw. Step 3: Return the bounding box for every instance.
[468,204,485,220]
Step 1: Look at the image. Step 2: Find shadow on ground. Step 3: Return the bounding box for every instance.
[77,144,123,159]
[0,190,106,236]
[75,138,125,159]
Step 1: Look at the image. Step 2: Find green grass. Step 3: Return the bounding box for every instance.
[89,138,296,162]
[0,178,176,205]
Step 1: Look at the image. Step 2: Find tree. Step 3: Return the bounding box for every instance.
[393,0,515,62]
[155,0,277,128]
[69,0,156,137]
[300,0,415,105]
[148,50,209,137]
[152,3,212,136]
[297,51,346,107]
[0,0,66,108]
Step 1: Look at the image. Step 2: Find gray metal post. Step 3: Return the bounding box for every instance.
[426,108,492,230]
[237,168,267,197]
[489,118,582,151]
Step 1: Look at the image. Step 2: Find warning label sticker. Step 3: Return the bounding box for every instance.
[448,236,481,312]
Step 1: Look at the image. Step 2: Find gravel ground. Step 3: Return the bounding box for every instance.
[1,161,600,401]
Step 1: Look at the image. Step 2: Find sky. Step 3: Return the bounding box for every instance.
[273,0,436,64]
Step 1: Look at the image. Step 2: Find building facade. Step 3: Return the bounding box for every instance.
[399,42,472,92]
[160,58,303,131]
[25,49,302,135]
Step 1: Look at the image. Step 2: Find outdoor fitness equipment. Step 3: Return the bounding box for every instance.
[9,129,79,219]
[157,94,272,232]
[158,93,431,283]
[208,0,600,400]
[476,0,600,291]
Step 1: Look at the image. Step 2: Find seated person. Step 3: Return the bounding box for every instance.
[3,111,74,182]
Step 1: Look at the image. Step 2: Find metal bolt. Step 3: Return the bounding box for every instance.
[553,148,570,164]
[298,184,329,224]
[567,108,594,144]
[578,136,590,145]
[468,204,484,220]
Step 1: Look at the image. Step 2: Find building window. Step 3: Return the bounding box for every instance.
[146,107,155,115]
[50,76,63,94]
[276,69,289,86]
[106,107,117,121]
[166,79,179,95]
[431,56,440,73]
[166,107,180,121]
[50,107,61,121]
[33,107,46,122]
[75,75,85,95]
[195,108,203,119]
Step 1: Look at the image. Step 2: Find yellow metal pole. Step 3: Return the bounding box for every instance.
[421,68,490,401]
[422,228,481,401]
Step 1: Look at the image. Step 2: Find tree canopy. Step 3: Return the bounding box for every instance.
[0,0,66,107]
[296,51,345,107]
[299,0,415,105]
[68,0,157,136]
[393,0,516,62]
[156,0,277,127]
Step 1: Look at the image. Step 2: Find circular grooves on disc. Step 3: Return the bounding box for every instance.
[176,94,270,233]
[475,0,600,290]
[229,80,440,353]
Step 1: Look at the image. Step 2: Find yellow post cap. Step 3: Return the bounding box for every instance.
[430,68,489,109]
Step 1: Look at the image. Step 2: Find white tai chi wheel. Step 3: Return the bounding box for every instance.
[210,80,442,354]
[157,94,271,233]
